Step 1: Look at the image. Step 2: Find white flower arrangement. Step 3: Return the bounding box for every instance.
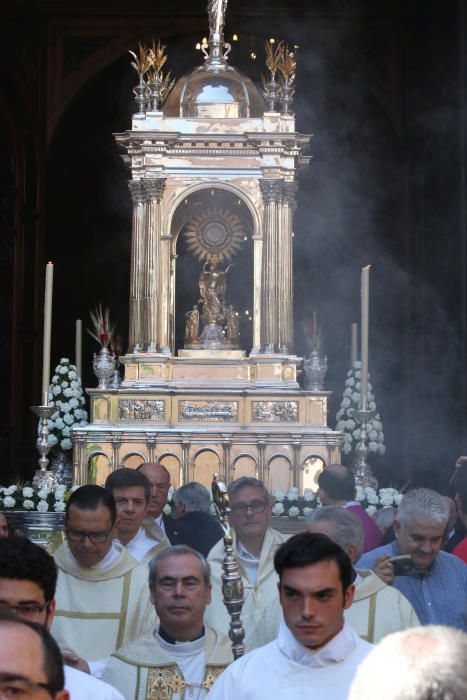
[335,361,385,456]
[0,483,74,512]
[270,484,404,518]
[47,358,88,451]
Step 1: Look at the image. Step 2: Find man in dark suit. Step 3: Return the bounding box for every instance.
[171,482,224,557]
[137,462,177,542]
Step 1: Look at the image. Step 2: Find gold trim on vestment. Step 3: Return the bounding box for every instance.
[55,611,121,619]
[116,570,132,648]
[366,592,377,643]
[145,664,227,699]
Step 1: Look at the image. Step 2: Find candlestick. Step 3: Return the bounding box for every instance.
[75,319,82,378]
[360,266,370,410]
[351,322,358,367]
[41,262,54,406]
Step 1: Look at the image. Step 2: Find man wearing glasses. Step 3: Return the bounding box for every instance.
[205,477,287,651]
[51,485,156,678]
[0,536,124,698]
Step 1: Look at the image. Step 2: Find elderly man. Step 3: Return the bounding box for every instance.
[137,462,176,541]
[0,535,124,699]
[101,545,232,700]
[0,513,8,539]
[208,532,372,700]
[349,625,467,700]
[358,488,467,630]
[52,485,156,676]
[171,482,224,556]
[307,506,419,642]
[105,468,169,562]
[205,476,287,651]
[317,464,382,552]
[0,609,69,700]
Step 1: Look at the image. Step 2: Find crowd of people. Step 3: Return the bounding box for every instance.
[0,461,466,699]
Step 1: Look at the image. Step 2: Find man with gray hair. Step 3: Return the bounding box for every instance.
[349,625,467,700]
[101,545,232,700]
[357,488,467,630]
[170,482,224,556]
[307,507,419,642]
[205,476,287,651]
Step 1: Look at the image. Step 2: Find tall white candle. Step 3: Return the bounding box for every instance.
[351,322,358,367]
[42,262,54,406]
[75,319,82,378]
[360,265,371,410]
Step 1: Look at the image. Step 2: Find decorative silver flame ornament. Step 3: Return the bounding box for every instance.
[212,473,245,660]
[303,350,328,391]
[31,404,59,490]
[93,348,116,389]
[352,408,379,490]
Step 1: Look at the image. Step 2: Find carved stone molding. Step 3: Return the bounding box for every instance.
[252,400,299,423]
[143,178,166,203]
[259,179,284,203]
[128,180,146,204]
[282,181,298,210]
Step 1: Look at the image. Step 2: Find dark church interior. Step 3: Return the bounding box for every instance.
[1,0,466,490]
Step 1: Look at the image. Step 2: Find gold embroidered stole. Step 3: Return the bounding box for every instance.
[145,664,226,699]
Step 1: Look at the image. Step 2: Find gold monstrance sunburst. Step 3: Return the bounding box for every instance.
[184,208,245,263]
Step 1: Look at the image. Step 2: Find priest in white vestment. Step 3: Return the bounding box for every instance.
[205,477,286,651]
[102,545,232,700]
[105,467,169,562]
[51,486,156,675]
[307,506,419,642]
[207,532,372,700]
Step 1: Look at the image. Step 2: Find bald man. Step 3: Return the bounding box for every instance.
[137,462,176,542]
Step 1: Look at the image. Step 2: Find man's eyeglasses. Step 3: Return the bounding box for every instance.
[231,500,267,515]
[0,673,60,698]
[0,601,50,619]
[66,528,112,543]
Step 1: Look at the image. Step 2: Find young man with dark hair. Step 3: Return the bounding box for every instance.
[208,532,372,700]
[105,468,169,561]
[0,536,124,699]
[52,485,156,677]
[317,465,382,552]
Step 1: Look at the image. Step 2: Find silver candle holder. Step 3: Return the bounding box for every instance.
[212,474,245,660]
[31,405,59,490]
[352,408,379,491]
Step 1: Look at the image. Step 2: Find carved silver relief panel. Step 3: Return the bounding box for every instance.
[118,399,165,421]
[178,400,239,422]
[252,400,299,423]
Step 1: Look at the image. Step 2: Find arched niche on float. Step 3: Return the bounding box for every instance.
[170,185,256,353]
[231,453,258,481]
[158,452,182,488]
[301,455,326,492]
[192,448,221,489]
[267,454,292,493]
[120,451,147,469]
[86,451,112,486]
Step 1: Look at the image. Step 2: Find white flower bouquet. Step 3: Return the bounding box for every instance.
[271,488,319,517]
[0,483,76,512]
[335,361,385,456]
[47,358,88,451]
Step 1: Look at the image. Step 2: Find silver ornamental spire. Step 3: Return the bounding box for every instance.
[206,0,231,63]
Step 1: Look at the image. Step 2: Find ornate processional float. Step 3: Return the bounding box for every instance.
[71,0,343,492]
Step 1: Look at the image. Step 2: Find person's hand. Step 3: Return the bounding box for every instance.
[373,554,395,585]
[61,650,90,674]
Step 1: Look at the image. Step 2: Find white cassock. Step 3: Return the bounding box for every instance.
[101,627,232,700]
[123,518,169,563]
[64,665,125,700]
[205,527,287,651]
[206,622,373,700]
[346,569,419,643]
[52,541,157,667]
